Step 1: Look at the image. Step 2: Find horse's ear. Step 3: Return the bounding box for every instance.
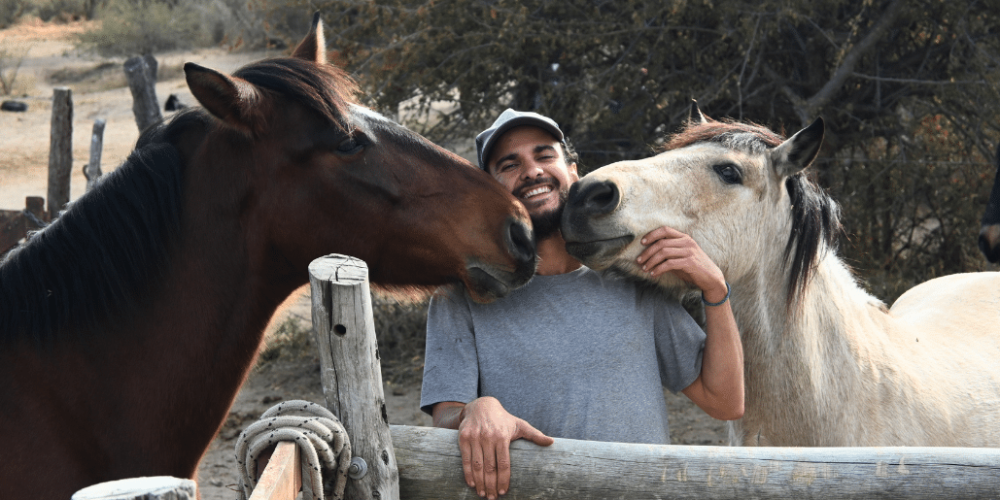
[688,99,711,124]
[291,12,327,65]
[184,62,261,132]
[770,118,824,177]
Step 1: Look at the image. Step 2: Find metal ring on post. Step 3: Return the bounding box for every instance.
[347,457,368,480]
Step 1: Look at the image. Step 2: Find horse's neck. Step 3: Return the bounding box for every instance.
[733,253,895,445]
[108,178,298,475]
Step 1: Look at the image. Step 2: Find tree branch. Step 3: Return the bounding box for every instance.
[802,0,905,121]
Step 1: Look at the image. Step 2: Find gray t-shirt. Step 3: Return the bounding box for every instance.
[420,266,706,444]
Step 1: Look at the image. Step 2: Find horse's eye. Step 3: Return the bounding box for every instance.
[336,136,365,155]
[713,163,742,185]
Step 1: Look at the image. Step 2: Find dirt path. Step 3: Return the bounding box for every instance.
[0,19,728,500]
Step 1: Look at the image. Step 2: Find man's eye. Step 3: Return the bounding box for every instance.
[500,163,516,172]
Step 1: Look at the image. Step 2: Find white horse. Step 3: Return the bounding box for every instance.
[561,104,1000,447]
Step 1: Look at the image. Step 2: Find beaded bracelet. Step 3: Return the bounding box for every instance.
[701,282,731,307]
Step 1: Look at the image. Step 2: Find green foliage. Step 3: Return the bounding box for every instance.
[36,0,91,22]
[77,0,209,56]
[0,0,31,28]
[308,0,1000,303]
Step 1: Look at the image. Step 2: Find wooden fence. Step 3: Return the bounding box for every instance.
[70,259,1000,500]
[1,52,156,256]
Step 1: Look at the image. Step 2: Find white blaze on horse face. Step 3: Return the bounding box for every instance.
[580,141,781,288]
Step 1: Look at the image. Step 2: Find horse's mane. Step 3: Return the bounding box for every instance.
[0,111,201,346]
[234,57,358,130]
[0,58,359,347]
[663,119,843,309]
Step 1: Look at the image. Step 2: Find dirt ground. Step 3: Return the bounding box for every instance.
[0,19,728,500]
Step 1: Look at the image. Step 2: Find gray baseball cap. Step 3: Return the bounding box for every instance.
[476,109,565,171]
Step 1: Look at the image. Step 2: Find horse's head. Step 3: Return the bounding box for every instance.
[562,102,831,297]
[181,14,535,302]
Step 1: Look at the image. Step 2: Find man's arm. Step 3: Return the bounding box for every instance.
[637,226,745,421]
[431,398,553,500]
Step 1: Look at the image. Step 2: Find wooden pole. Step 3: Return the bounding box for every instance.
[124,54,162,133]
[390,425,1000,499]
[249,442,302,500]
[309,255,399,500]
[47,86,72,219]
[71,476,196,500]
[85,118,106,192]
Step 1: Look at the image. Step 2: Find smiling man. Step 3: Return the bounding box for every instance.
[419,109,744,500]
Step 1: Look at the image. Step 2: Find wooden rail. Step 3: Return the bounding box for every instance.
[249,442,302,500]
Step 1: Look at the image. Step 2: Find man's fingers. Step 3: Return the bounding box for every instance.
[496,444,512,496]
[640,225,683,244]
[639,245,685,270]
[471,441,487,497]
[517,422,555,447]
[483,443,499,500]
[459,435,474,488]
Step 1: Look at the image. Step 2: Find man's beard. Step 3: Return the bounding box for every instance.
[530,188,569,241]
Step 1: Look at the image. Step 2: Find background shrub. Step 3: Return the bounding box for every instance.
[77,0,210,56]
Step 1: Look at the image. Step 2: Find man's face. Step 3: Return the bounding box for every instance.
[487,125,579,239]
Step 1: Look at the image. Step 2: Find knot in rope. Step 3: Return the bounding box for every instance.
[235,400,351,500]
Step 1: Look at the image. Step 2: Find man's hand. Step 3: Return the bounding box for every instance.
[636,226,727,301]
[433,397,553,499]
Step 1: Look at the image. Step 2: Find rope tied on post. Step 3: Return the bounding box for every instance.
[235,400,351,500]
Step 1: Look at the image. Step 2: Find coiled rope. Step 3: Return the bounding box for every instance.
[235,400,351,500]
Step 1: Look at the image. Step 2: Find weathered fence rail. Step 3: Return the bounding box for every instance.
[392,425,1000,499]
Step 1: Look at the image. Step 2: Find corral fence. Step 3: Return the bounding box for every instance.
[1,54,158,256]
[73,254,1000,500]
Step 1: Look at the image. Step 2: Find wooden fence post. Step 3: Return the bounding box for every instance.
[48,87,72,219]
[85,118,106,191]
[71,476,196,500]
[309,255,399,500]
[124,54,162,133]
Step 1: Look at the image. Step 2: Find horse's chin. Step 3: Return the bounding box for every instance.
[463,262,535,304]
[564,235,635,269]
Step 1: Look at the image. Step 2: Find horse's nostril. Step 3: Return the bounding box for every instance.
[580,180,620,215]
[506,218,536,264]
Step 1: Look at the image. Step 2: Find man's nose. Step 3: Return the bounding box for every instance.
[521,160,544,179]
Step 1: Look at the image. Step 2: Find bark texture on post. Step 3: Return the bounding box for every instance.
[71,476,196,500]
[47,86,72,219]
[309,255,399,500]
[124,54,162,133]
[85,118,106,192]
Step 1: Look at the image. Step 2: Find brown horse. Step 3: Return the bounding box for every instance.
[0,15,535,499]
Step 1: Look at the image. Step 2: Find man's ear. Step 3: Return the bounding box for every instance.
[568,162,580,182]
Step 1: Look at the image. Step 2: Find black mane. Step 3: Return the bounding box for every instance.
[784,173,843,309]
[0,111,208,346]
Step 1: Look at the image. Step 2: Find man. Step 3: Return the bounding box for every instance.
[420,109,744,499]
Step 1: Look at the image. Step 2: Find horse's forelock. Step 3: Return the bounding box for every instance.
[662,120,785,153]
[233,58,359,131]
[784,173,844,310]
